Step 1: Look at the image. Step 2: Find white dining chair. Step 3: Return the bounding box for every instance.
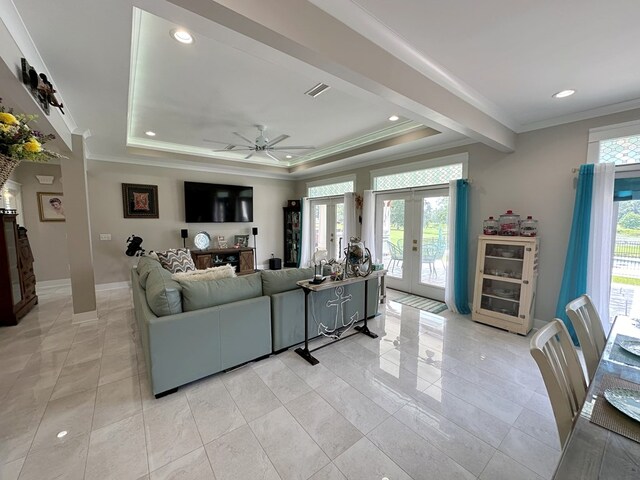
[530,319,587,447]
[565,294,606,382]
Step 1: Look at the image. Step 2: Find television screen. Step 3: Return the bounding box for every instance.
[184,181,253,223]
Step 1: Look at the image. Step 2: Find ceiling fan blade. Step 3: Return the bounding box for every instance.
[212,147,253,152]
[264,150,281,162]
[233,132,254,144]
[203,138,229,144]
[244,153,253,160]
[266,134,289,147]
[271,145,315,150]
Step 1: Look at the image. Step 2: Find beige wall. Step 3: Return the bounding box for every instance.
[87,161,295,284]
[14,161,70,282]
[296,108,640,322]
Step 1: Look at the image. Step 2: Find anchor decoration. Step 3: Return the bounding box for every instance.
[318,286,359,338]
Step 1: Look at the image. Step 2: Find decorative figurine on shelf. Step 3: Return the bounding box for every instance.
[344,237,372,277]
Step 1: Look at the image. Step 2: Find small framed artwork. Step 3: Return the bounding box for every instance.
[216,235,228,248]
[234,234,249,248]
[122,183,159,219]
[37,192,65,222]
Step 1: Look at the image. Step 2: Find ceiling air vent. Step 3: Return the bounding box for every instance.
[304,82,331,98]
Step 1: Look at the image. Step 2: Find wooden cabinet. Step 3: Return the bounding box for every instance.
[283,201,301,267]
[472,235,539,335]
[0,213,37,325]
[190,247,255,275]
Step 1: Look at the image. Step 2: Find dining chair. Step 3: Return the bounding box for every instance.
[565,294,606,382]
[530,319,587,448]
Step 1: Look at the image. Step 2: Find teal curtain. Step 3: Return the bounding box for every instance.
[454,180,470,314]
[555,164,594,344]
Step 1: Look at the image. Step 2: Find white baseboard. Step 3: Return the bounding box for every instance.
[37,278,131,294]
[96,281,131,291]
[37,278,71,288]
[532,317,547,331]
[72,310,98,324]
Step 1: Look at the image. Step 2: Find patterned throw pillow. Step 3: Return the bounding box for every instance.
[156,248,196,274]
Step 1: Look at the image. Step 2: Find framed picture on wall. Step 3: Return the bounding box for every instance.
[122,184,159,219]
[37,192,65,222]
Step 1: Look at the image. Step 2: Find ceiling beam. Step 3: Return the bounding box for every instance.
[167,0,516,152]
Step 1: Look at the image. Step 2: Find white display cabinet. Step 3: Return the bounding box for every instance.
[472,235,539,335]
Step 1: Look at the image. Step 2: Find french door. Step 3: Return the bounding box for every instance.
[375,188,449,300]
[310,197,345,260]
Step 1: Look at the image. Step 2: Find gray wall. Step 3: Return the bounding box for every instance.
[296,108,640,323]
[14,162,70,282]
[87,161,296,284]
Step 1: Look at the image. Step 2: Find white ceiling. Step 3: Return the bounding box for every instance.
[9,0,640,177]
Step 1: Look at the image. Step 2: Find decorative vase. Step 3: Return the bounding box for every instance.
[0,154,20,190]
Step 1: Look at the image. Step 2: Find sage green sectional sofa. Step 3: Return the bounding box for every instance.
[132,256,378,397]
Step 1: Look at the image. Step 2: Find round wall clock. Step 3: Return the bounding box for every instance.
[193,231,211,250]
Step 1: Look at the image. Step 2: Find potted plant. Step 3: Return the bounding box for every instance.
[0,98,63,189]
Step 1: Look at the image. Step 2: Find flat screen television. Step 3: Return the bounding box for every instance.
[184,181,253,223]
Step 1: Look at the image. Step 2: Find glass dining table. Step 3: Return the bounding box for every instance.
[553,315,640,479]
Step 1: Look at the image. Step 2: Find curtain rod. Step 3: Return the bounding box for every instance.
[372,179,472,196]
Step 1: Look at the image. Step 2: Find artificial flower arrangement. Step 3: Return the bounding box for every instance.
[0,98,62,162]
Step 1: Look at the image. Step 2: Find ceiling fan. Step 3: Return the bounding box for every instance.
[204,125,315,161]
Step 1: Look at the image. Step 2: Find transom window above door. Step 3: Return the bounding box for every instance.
[307,176,354,198]
[371,153,467,192]
[599,134,640,165]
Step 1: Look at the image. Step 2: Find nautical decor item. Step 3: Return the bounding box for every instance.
[344,237,372,277]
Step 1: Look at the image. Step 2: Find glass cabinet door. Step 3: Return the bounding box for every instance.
[4,219,21,304]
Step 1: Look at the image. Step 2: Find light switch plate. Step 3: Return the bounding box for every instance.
[99,234,111,241]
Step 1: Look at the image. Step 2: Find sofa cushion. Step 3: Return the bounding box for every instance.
[156,248,196,274]
[181,273,263,312]
[172,264,236,282]
[261,268,314,296]
[145,267,183,316]
[137,255,163,289]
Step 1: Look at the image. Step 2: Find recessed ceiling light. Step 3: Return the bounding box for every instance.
[57,431,68,439]
[388,115,399,121]
[552,89,576,99]
[285,155,292,159]
[145,131,156,137]
[171,29,194,44]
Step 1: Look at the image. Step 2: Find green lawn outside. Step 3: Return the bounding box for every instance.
[387,225,447,248]
[612,275,640,286]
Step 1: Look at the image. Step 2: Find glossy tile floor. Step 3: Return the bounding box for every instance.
[0,286,560,480]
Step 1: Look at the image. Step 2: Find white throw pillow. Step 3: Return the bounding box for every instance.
[172,264,236,282]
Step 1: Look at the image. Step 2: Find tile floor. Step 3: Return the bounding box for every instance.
[0,286,561,480]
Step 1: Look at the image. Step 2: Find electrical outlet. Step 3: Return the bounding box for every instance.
[99,234,111,241]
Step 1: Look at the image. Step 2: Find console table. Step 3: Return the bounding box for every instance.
[295,270,386,365]
[190,247,254,275]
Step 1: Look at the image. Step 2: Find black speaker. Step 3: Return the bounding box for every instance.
[181,229,188,239]
[252,227,258,235]
[269,257,282,270]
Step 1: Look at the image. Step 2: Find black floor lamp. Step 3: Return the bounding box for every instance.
[252,227,258,271]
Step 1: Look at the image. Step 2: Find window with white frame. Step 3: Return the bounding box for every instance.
[371,153,467,191]
[307,176,354,198]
